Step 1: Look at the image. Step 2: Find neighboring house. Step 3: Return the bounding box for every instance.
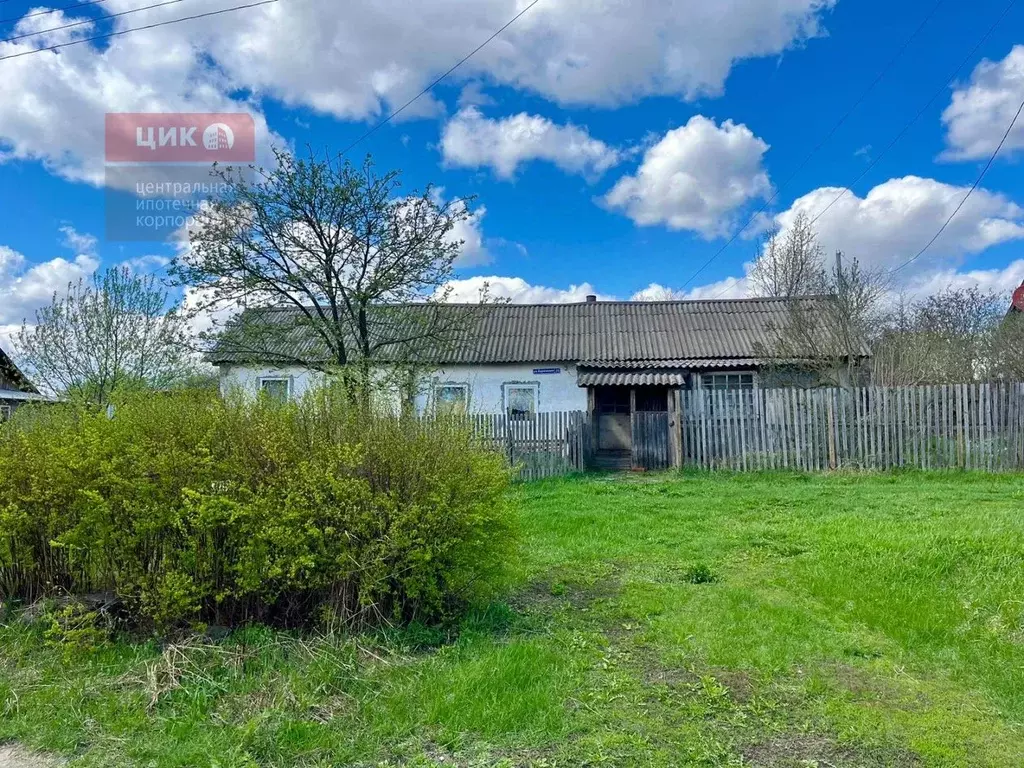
[0,346,49,420]
[1009,281,1024,316]
[210,295,865,466]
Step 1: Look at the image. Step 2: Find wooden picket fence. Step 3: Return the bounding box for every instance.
[468,410,590,481]
[681,382,1024,472]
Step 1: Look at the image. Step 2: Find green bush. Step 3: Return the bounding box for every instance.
[0,389,514,631]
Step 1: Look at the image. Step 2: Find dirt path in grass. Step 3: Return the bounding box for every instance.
[0,746,58,768]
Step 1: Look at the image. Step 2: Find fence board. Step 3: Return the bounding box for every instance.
[460,382,1024,481]
[674,382,1024,474]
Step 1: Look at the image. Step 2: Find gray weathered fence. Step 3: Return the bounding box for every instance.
[632,411,671,470]
[682,382,1024,472]
[469,410,590,481]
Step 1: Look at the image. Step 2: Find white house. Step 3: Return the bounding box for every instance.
[210,295,866,468]
[0,346,50,421]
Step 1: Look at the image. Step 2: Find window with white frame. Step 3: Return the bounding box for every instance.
[504,383,538,420]
[258,377,291,403]
[700,372,755,417]
[434,383,468,412]
[700,372,755,391]
[0,404,11,422]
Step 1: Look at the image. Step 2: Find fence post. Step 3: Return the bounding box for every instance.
[823,393,831,473]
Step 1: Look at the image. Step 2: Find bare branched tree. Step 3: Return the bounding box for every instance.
[749,213,827,299]
[757,247,885,387]
[989,309,1024,380]
[172,150,477,398]
[873,286,1007,385]
[15,267,192,404]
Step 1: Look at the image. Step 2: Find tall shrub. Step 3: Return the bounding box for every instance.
[0,390,514,630]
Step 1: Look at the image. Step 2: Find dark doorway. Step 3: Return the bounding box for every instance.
[595,386,630,452]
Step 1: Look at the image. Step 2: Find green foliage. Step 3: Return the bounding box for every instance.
[0,390,514,631]
[3,474,1024,766]
[682,562,717,584]
[43,604,110,662]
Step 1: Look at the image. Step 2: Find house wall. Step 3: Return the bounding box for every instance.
[218,362,589,415]
[413,362,586,414]
[219,365,327,400]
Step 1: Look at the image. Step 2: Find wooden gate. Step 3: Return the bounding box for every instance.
[632,411,670,469]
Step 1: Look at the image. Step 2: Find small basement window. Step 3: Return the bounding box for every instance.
[259,377,291,403]
[505,384,538,420]
[434,383,468,411]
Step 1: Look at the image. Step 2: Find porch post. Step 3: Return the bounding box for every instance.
[629,388,637,469]
[670,387,684,468]
[587,386,597,467]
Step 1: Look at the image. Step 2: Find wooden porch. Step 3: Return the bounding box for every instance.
[586,385,684,471]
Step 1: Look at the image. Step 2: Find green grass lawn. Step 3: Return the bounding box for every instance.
[3,472,1024,766]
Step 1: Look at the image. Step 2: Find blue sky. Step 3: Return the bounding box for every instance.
[1,0,1024,344]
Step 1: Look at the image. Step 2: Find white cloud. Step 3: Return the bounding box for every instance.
[0,248,99,328]
[440,107,622,179]
[900,259,1024,302]
[425,189,490,266]
[942,45,1024,161]
[603,116,772,238]
[450,200,489,266]
[122,0,834,113]
[438,275,610,304]
[777,175,1024,275]
[0,1,834,185]
[631,276,751,301]
[0,3,281,186]
[59,226,98,256]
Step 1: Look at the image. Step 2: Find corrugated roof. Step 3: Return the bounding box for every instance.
[0,390,57,402]
[577,370,688,387]
[209,297,867,366]
[0,346,38,395]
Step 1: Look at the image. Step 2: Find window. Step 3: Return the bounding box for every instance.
[259,377,291,403]
[700,372,755,417]
[701,372,755,391]
[597,387,631,414]
[0,404,11,422]
[434,383,468,412]
[504,384,537,420]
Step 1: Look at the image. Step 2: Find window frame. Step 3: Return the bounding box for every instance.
[258,376,292,402]
[503,382,539,421]
[0,404,11,422]
[699,371,756,391]
[698,371,757,418]
[433,381,470,412]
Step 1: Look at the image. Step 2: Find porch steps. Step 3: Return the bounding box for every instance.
[592,450,631,471]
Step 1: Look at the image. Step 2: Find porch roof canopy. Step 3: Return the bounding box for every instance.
[577,370,689,387]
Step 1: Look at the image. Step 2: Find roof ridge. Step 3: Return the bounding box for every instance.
[244,294,836,311]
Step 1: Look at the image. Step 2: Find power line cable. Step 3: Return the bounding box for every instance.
[0,0,108,27]
[674,0,947,293]
[807,0,1017,230]
[0,0,276,62]
[339,0,541,156]
[888,94,1024,275]
[1,0,187,46]
[708,0,1017,300]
